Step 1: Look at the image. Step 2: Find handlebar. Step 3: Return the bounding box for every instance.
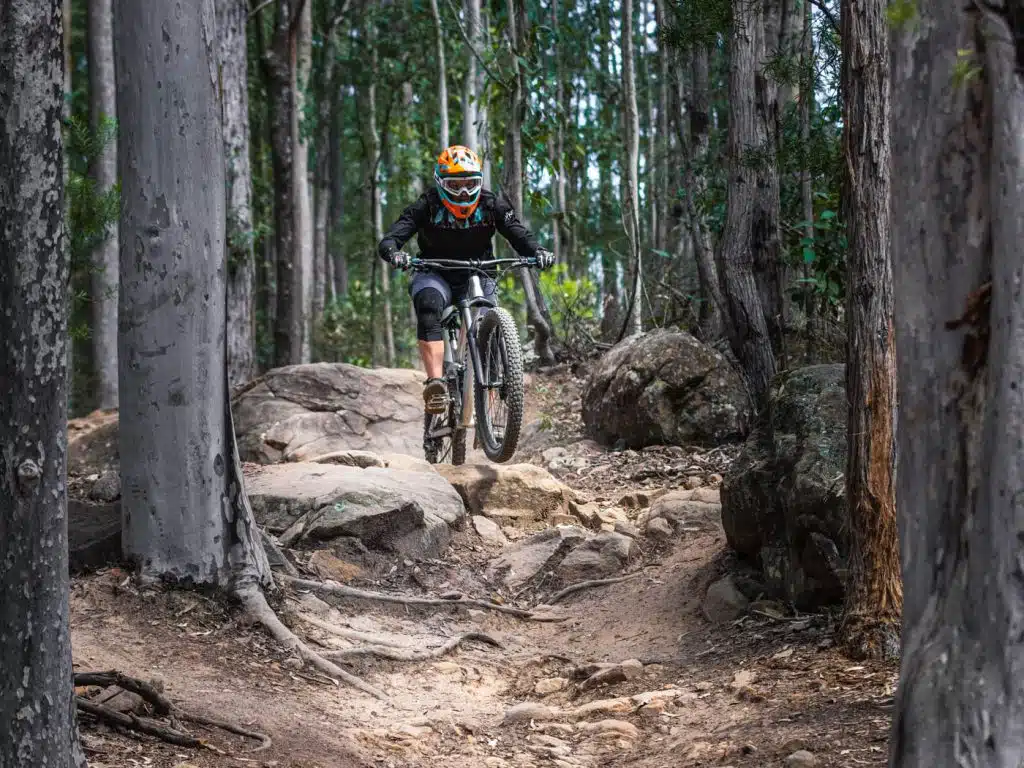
[409,257,538,272]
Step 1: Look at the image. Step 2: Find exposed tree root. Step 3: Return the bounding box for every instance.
[838,613,901,662]
[324,631,503,663]
[176,710,273,751]
[547,573,641,605]
[74,671,272,752]
[235,583,389,700]
[296,612,410,647]
[281,575,567,622]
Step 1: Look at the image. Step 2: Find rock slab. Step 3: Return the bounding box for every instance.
[436,463,572,525]
[246,463,465,559]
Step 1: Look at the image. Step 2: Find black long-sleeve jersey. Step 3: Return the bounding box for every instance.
[377,188,541,266]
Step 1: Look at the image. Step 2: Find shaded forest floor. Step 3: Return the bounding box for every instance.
[70,371,895,768]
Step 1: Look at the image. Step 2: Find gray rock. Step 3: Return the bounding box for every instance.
[473,515,508,546]
[487,526,588,588]
[649,492,722,532]
[581,329,751,450]
[613,521,640,539]
[785,750,819,768]
[68,499,122,572]
[88,470,121,502]
[645,517,673,539]
[702,575,750,623]
[554,531,637,583]
[246,463,464,559]
[234,363,427,463]
[721,364,847,608]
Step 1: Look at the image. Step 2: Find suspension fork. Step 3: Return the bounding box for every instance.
[458,304,487,428]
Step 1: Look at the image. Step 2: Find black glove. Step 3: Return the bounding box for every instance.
[535,248,555,270]
[384,249,412,271]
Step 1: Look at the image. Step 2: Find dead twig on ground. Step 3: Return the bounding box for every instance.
[76,697,206,749]
[281,575,568,622]
[74,671,173,716]
[325,631,503,663]
[546,573,642,605]
[177,710,273,751]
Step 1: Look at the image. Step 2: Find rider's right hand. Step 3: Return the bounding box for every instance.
[384,249,412,271]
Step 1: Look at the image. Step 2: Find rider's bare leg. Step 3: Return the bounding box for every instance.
[419,340,444,379]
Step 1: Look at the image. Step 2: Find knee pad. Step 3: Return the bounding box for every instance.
[414,288,446,342]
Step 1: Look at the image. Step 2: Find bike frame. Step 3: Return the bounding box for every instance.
[416,257,534,444]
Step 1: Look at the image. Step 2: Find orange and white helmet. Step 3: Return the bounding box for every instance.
[434,145,483,219]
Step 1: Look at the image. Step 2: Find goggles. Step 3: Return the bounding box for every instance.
[437,174,483,199]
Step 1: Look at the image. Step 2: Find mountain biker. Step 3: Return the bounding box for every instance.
[378,144,555,415]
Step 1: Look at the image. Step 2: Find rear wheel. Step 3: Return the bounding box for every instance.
[473,308,524,463]
[423,375,466,465]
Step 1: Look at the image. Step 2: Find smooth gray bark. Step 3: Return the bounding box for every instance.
[295,0,314,363]
[429,0,450,149]
[88,0,120,409]
[463,0,480,149]
[0,1,79,763]
[114,0,271,587]
[217,0,256,387]
[889,1,1024,764]
[621,0,642,337]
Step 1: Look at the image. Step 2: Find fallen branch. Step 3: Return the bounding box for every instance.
[281,575,567,622]
[76,697,203,749]
[75,671,272,752]
[546,573,642,605]
[324,632,503,663]
[235,583,389,700]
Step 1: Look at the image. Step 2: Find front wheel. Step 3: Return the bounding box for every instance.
[473,308,524,463]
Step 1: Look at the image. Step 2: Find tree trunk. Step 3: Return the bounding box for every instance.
[654,0,670,256]
[719,0,778,413]
[329,93,348,300]
[799,0,815,362]
[365,17,395,368]
[87,0,120,409]
[838,0,900,661]
[550,0,568,265]
[889,1,1024,762]
[429,0,449,149]
[115,0,271,586]
[314,6,343,326]
[682,46,725,340]
[218,0,256,388]
[295,0,314,363]
[0,2,79,761]
[504,0,557,364]
[621,0,642,337]
[463,0,479,149]
[267,0,304,367]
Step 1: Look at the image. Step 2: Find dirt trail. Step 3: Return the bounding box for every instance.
[71,372,895,768]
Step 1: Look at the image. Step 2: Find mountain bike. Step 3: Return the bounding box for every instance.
[415,257,536,465]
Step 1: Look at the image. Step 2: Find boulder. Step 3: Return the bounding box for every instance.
[436,463,572,525]
[721,364,847,608]
[68,499,122,572]
[581,330,751,450]
[245,463,465,559]
[68,365,430,476]
[554,532,637,584]
[472,515,508,546]
[235,363,427,463]
[647,490,722,534]
[486,526,588,588]
[702,575,749,623]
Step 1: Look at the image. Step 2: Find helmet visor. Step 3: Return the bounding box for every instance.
[439,175,483,200]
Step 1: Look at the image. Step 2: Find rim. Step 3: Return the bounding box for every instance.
[482,331,509,448]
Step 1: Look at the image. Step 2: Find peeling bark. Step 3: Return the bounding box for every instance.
[218,0,257,387]
[838,0,901,661]
[890,0,1024,762]
[0,1,79,762]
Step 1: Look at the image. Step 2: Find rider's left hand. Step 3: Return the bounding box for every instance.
[535,249,555,270]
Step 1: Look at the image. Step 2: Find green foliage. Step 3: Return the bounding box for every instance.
[790,204,847,310]
[952,48,983,87]
[66,115,120,272]
[538,263,598,356]
[885,0,918,29]
[663,0,731,50]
